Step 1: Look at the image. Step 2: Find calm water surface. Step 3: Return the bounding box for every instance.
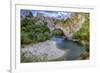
[51,37,86,60]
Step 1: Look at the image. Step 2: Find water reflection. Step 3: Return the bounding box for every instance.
[51,37,85,60]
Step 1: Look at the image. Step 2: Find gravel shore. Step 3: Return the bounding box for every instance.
[21,40,65,60]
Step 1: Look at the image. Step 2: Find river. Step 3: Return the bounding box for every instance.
[21,37,86,61]
[50,37,86,60]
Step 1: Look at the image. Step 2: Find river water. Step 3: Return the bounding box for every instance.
[51,37,86,60]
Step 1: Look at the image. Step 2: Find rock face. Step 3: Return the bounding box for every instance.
[21,40,65,60]
[31,13,85,39]
[55,14,85,38]
[21,10,85,38]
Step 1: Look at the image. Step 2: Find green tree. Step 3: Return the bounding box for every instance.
[21,18,50,47]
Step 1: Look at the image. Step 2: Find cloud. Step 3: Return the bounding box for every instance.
[32,10,72,19]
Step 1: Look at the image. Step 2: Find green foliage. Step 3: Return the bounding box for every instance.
[21,18,50,47]
[21,32,32,45]
[21,51,48,63]
[72,14,90,52]
[52,28,64,36]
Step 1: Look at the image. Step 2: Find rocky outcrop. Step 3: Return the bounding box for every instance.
[55,14,85,39]
[31,13,85,39]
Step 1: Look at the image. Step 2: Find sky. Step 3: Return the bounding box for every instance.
[21,10,72,20]
[32,10,72,19]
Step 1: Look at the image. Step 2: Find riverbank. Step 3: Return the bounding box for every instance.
[21,40,66,60]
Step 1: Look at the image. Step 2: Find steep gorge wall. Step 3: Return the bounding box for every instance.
[31,13,86,39]
[55,14,85,38]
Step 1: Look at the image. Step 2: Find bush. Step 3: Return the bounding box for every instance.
[21,32,32,44]
[21,18,50,46]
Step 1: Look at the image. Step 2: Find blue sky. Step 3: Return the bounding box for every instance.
[32,10,72,19]
[21,10,72,19]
